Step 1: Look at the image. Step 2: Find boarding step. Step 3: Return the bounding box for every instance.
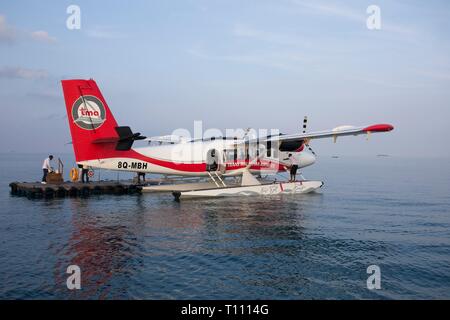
[207,171,226,188]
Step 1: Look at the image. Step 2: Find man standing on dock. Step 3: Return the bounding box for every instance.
[286,153,299,182]
[41,155,53,184]
[137,172,146,184]
[80,164,90,183]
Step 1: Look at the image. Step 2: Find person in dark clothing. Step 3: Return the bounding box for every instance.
[137,172,146,184]
[287,153,299,182]
[290,164,298,182]
[207,149,218,171]
[80,164,89,183]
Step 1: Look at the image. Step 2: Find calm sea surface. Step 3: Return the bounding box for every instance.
[0,153,449,299]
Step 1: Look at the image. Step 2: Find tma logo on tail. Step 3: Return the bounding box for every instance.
[71,95,106,130]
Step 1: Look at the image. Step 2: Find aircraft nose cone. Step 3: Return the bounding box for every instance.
[300,151,316,168]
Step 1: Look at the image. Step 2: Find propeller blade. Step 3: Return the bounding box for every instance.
[302,116,317,156]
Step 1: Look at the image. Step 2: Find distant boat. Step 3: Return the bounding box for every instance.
[331,156,339,158]
[376,154,390,157]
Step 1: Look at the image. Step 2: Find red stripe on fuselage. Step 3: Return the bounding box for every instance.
[126,149,207,172]
[96,148,287,173]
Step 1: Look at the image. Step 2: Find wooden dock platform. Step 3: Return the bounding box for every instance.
[9,181,142,198]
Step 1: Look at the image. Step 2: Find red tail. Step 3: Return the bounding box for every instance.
[61,79,121,162]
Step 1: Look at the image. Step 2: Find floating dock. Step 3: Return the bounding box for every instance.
[9,181,142,198]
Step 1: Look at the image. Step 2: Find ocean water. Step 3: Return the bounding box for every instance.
[0,153,449,299]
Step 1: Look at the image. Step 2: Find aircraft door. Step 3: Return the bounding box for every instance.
[206,149,219,172]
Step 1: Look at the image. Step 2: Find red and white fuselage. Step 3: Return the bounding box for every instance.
[78,139,316,177]
[61,79,393,177]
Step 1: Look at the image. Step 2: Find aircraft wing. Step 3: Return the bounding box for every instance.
[261,124,394,143]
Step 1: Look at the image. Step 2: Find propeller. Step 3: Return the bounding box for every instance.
[302,116,317,156]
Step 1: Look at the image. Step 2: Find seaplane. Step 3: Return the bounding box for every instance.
[61,79,394,200]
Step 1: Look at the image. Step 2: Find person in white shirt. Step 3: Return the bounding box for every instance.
[42,155,54,184]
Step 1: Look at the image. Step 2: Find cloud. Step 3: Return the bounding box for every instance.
[30,30,57,43]
[188,24,311,70]
[188,48,303,70]
[0,15,16,44]
[39,112,67,121]
[233,24,310,47]
[0,66,48,80]
[291,0,416,36]
[85,26,126,39]
[0,14,56,45]
[27,91,60,100]
[344,74,429,89]
[293,0,364,22]
[416,70,450,81]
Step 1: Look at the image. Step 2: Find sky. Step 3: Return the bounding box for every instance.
[0,0,449,157]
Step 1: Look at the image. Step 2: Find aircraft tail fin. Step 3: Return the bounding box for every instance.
[61,79,145,162]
